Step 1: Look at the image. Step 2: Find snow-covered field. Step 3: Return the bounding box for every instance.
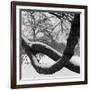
[21,54,80,80]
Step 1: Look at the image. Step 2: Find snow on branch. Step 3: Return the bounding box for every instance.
[22,37,80,74]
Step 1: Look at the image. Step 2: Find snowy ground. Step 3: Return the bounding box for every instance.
[21,54,80,81]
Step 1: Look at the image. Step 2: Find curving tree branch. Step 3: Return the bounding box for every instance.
[22,38,80,74]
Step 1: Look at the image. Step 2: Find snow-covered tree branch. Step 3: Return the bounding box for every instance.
[22,37,80,74]
[21,11,80,74]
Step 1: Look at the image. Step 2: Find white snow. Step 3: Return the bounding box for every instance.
[70,55,80,66]
[22,35,63,56]
[36,54,56,67]
[36,54,80,67]
[21,54,80,80]
[21,61,80,80]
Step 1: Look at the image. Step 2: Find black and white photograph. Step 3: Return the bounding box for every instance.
[11,1,87,89]
[20,10,80,79]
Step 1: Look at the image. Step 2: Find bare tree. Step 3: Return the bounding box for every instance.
[21,11,80,74]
